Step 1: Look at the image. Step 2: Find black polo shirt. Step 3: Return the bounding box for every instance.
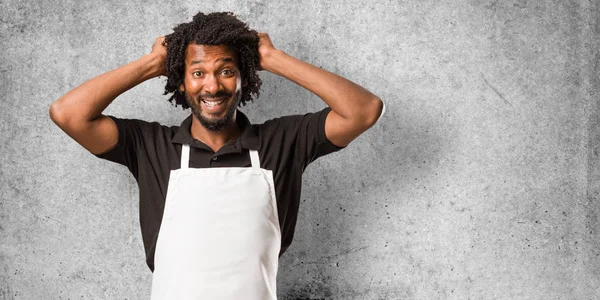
[95,107,342,271]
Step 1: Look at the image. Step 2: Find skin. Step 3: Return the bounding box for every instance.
[256,33,383,147]
[182,45,243,151]
[49,37,167,155]
[49,33,383,155]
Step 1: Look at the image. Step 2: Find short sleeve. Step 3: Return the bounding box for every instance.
[284,107,344,169]
[94,115,146,179]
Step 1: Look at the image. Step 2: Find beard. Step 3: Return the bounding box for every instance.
[185,90,241,132]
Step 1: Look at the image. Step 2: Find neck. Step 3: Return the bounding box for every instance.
[190,113,241,153]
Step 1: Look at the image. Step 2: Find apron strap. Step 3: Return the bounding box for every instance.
[181,144,190,169]
[181,145,259,171]
[249,150,260,171]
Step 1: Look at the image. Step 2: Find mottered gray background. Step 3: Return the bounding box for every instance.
[1,0,599,299]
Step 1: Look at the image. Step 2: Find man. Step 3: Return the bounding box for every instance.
[50,12,383,299]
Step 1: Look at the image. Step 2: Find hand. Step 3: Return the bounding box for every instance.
[150,36,168,76]
[257,33,278,71]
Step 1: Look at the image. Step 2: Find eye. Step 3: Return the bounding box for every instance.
[192,71,203,77]
[221,69,234,76]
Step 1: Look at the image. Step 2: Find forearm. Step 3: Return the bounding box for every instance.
[50,53,163,126]
[262,50,382,124]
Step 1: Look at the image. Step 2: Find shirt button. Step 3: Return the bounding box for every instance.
[212,157,218,161]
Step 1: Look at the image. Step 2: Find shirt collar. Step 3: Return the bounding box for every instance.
[171,110,260,151]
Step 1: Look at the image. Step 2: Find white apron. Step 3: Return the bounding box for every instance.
[150,144,281,300]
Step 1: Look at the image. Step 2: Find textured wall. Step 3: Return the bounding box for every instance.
[1,0,599,299]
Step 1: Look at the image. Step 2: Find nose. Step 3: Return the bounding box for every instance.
[203,74,220,95]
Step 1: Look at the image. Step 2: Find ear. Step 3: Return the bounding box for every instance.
[242,78,248,87]
[179,84,185,92]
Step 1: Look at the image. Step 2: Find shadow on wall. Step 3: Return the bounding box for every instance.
[278,99,450,299]
[0,276,14,300]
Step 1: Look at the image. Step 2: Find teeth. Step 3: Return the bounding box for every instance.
[203,99,225,107]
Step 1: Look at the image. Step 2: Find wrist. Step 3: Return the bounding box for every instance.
[261,49,286,74]
[139,53,166,80]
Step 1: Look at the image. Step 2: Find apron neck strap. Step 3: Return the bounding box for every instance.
[249,150,260,171]
[181,145,260,171]
[181,144,190,169]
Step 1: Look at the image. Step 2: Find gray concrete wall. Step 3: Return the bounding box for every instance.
[1,0,598,299]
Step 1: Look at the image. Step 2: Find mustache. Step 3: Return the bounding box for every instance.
[197,91,232,101]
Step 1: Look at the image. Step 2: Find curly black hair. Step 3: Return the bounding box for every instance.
[163,12,261,108]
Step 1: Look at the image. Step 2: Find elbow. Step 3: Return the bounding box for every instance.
[361,96,384,128]
[49,101,63,126]
[49,99,73,129]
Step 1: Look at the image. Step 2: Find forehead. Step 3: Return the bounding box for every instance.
[184,44,238,66]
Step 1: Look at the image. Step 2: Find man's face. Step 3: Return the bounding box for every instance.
[181,44,242,132]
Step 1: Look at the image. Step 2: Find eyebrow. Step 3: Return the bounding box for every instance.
[190,57,235,66]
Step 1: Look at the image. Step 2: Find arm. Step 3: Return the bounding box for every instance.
[257,33,384,147]
[49,37,167,154]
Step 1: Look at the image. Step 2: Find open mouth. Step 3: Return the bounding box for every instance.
[201,97,227,108]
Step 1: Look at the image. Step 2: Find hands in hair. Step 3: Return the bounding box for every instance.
[151,36,168,77]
